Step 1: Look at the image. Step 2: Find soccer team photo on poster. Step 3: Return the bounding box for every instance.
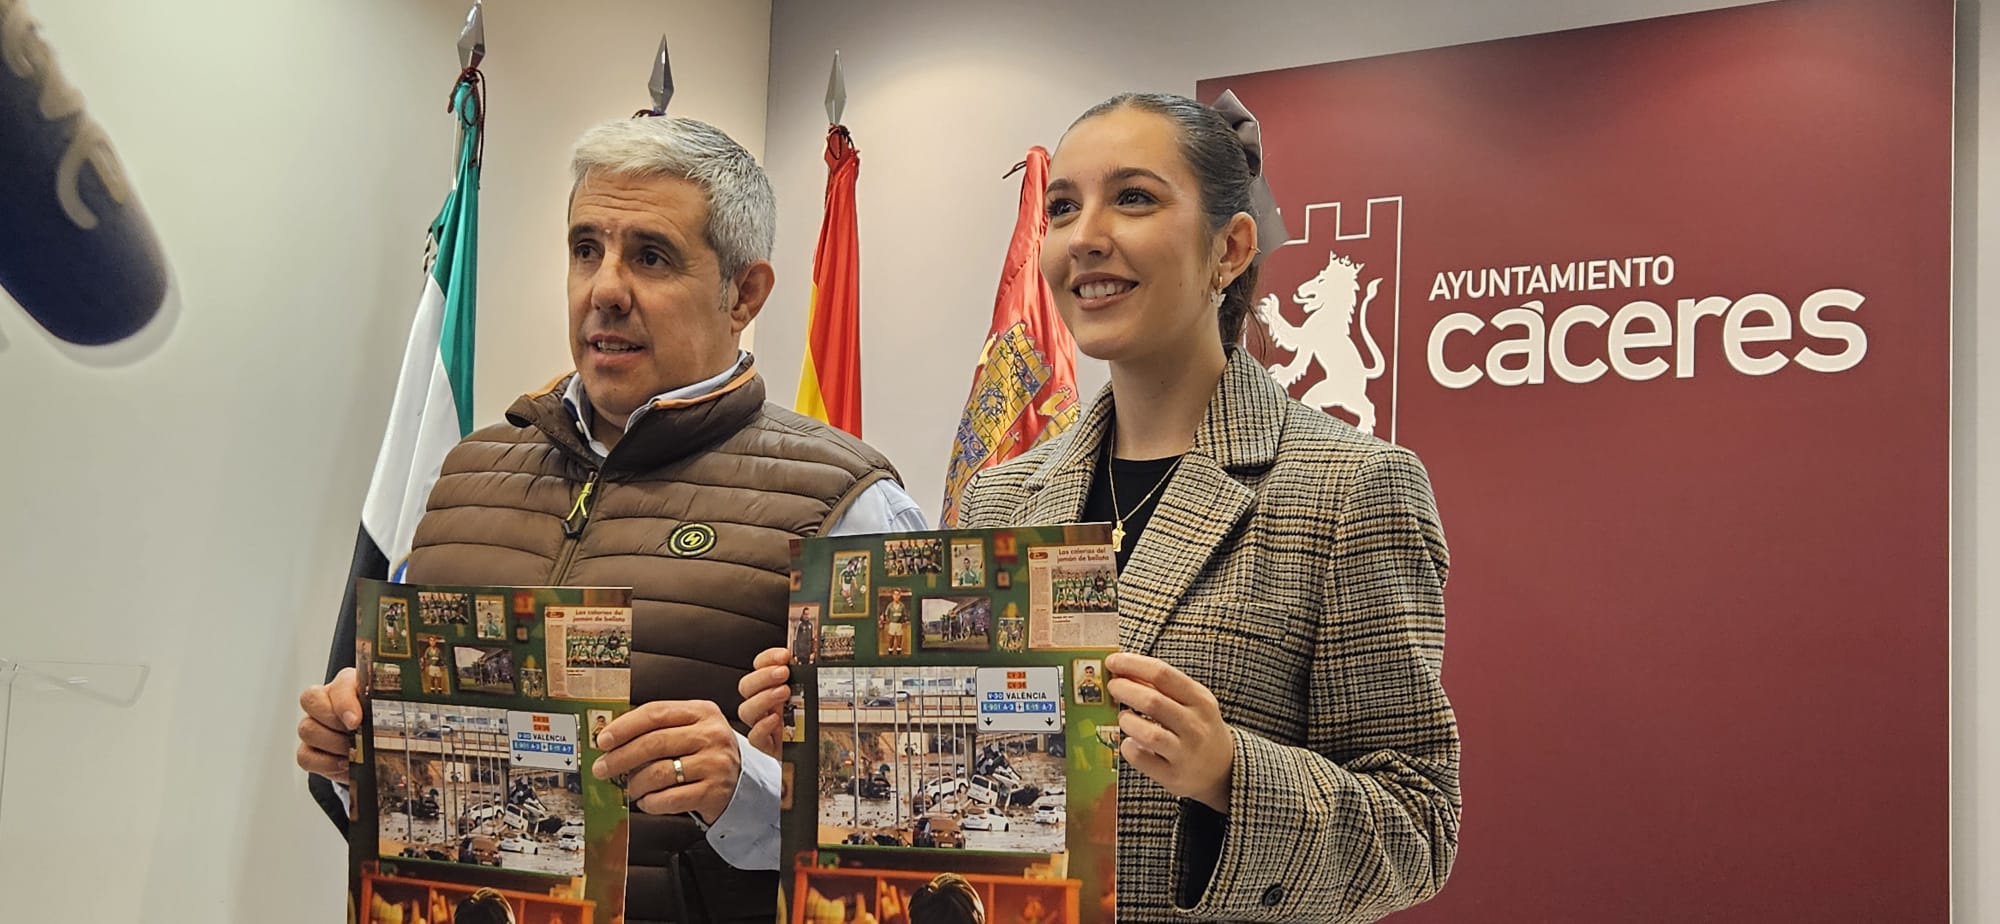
[781,525,1120,924]
[348,579,635,924]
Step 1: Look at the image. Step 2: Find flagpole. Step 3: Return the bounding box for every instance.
[309,0,490,837]
[797,51,865,436]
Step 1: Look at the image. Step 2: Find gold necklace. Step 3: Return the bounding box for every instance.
[1107,430,1185,549]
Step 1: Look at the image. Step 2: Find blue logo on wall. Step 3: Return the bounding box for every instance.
[0,1,168,347]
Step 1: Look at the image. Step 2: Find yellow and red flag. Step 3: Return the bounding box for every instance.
[940,146,1080,525]
[795,125,863,436]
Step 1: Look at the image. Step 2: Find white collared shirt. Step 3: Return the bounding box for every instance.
[559,351,754,458]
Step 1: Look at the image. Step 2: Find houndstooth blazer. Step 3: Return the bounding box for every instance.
[958,347,1459,923]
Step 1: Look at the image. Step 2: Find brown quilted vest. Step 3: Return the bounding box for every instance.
[407,364,899,924]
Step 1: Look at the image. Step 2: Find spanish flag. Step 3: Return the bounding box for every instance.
[796,125,863,436]
[940,146,1080,525]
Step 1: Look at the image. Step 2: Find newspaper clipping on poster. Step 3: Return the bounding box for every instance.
[546,606,632,701]
[1027,543,1119,649]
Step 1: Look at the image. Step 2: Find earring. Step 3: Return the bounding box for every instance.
[1211,272,1226,309]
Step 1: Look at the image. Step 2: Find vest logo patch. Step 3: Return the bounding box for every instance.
[667,523,718,558]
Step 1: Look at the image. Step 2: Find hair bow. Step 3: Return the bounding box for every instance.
[1211,90,1291,262]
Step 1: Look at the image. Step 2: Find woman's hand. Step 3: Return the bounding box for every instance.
[1104,651,1235,812]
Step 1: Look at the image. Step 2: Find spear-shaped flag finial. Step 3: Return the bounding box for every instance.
[648,36,674,115]
[825,50,847,125]
[456,0,485,71]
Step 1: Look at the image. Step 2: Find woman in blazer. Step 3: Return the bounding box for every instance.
[745,92,1458,923]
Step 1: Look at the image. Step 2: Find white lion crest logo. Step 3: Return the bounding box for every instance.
[1258,251,1387,433]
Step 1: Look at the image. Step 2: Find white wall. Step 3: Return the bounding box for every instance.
[0,1,770,920]
[759,0,1993,917]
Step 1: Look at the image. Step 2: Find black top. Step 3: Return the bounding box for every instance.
[1083,440,1230,899]
[1082,446,1184,570]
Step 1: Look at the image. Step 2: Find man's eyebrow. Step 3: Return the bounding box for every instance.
[628,228,685,263]
[566,225,688,263]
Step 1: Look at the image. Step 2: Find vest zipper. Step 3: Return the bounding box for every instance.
[549,468,602,583]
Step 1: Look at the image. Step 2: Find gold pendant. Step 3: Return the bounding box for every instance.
[1112,521,1126,548]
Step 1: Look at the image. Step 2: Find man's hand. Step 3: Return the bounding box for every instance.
[737,647,793,761]
[297,667,361,784]
[591,700,742,824]
[1104,652,1236,812]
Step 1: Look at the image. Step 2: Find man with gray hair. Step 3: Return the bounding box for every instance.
[296,116,922,923]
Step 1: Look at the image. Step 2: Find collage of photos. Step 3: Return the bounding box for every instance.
[819,539,1007,662]
[354,580,635,924]
[369,701,587,877]
[382,599,533,702]
[809,534,1123,662]
[814,667,1070,856]
[782,525,1122,924]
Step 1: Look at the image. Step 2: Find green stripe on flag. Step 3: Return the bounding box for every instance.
[433,79,482,437]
